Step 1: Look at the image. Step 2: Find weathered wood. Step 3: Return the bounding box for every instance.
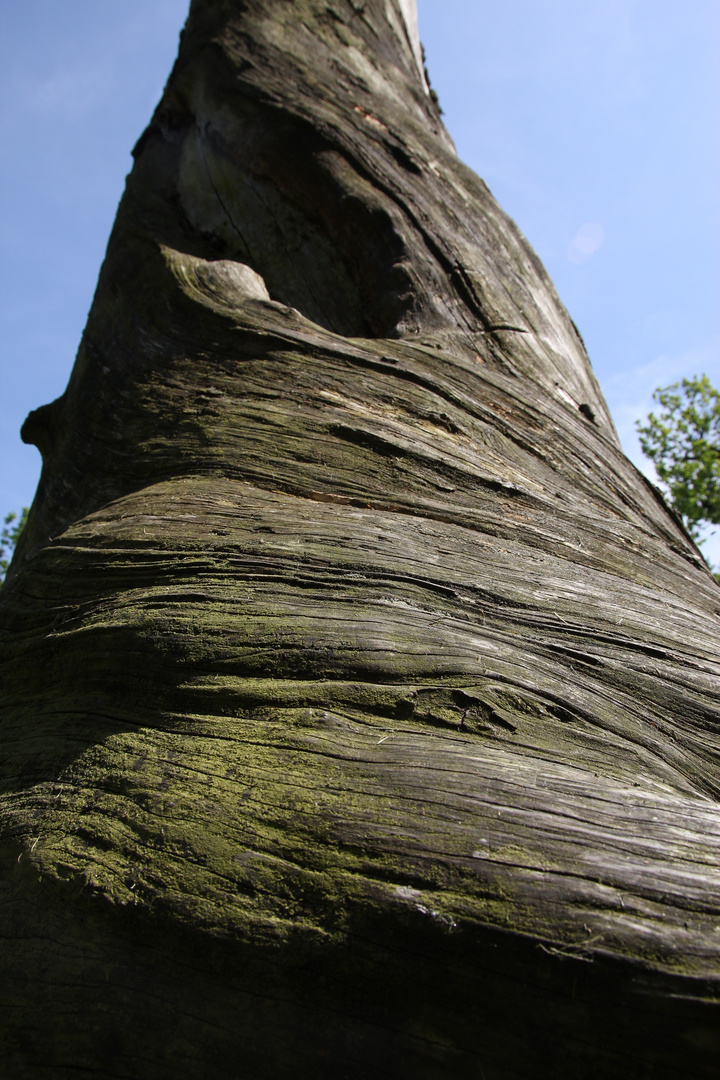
[1,1,718,1076]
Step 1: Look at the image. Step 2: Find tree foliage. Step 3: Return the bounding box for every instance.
[0,507,28,580]
[636,374,719,542]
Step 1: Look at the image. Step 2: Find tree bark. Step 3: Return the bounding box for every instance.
[1,2,719,1076]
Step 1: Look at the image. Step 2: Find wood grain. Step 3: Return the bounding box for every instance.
[1,1,718,1076]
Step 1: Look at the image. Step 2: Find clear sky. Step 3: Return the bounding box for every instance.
[1,0,718,562]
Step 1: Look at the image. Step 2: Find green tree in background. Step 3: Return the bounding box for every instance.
[0,508,28,581]
[636,374,719,576]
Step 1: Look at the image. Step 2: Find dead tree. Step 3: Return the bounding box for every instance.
[1,2,718,1076]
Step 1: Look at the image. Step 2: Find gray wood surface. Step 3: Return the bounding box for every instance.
[1,2,718,1076]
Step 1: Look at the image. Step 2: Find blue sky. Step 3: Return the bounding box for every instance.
[1,0,718,561]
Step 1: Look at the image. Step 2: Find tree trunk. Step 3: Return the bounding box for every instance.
[1,2,718,1076]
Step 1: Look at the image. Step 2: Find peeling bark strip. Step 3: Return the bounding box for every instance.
[1,2,719,1077]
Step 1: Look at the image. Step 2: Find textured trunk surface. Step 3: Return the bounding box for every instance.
[1,2,719,1077]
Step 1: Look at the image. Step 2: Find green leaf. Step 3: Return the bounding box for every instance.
[636,374,719,575]
[0,507,29,580]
